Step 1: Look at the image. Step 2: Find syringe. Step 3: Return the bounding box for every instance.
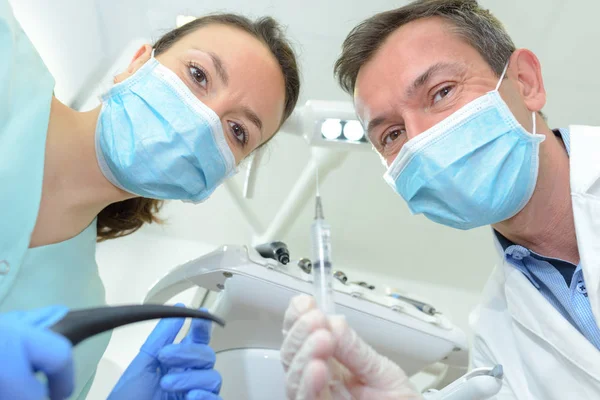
[311,177,344,396]
[311,191,335,314]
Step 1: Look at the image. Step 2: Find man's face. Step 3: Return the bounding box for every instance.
[355,17,530,166]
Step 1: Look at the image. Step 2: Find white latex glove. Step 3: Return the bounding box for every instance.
[281,295,424,400]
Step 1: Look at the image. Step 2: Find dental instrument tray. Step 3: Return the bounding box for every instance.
[144,244,468,375]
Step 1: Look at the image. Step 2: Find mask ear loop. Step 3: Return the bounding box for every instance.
[495,62,510,91]
[495,63,536,135]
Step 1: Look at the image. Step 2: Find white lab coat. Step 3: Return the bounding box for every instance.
[469,125,600,399]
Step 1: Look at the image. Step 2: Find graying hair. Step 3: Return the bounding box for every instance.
[334,0,516,95]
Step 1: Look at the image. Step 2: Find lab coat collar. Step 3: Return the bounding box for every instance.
[569,125,600,330]
[489,125,600,377]
[569,125,600,196]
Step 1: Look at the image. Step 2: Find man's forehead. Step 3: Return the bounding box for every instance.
[354,19,484,109]
[355,58,466,108]
[382,16,461,49]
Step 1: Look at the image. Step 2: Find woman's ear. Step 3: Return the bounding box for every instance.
[113,44,153,84]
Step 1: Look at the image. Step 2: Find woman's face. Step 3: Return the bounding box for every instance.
[120,24,286,164]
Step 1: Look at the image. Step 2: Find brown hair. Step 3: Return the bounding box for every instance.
[97,198,163,242]
[334,0,515,95]
[97,13,301,242]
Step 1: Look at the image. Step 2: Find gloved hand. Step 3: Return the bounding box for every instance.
[0,305,74,400]
[281,295,424,400]
[108,304,222,400]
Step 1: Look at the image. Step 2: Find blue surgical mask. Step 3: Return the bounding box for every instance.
[383,64,546,230]
[95,53,236,203]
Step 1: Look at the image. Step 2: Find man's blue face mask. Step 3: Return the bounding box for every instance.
[383,63,546,230]
[95,52,237,203]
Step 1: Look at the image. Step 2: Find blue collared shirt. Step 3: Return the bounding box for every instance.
[495,128,600,350]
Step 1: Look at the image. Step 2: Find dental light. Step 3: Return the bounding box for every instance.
[320,118,367,142]
[343,120,366,142]
[320,118,343,140]
[281,100,370,150]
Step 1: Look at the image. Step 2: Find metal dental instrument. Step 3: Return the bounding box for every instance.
[297,258,313,274]
[333,270,348,284]
[311,168,335,314]
[50,304,225,346]
[387,290,437,316]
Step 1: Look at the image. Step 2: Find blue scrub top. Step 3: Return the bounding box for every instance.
[0,220,110,399]
[0,1,109,398]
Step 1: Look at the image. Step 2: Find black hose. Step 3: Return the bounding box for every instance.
[50,304,225,346]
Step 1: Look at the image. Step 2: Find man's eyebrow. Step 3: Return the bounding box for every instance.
[366,63,465,141]
[366,116,388,142]
[241,106,264,140]
[208,51,229,85]
[406,62,465,98]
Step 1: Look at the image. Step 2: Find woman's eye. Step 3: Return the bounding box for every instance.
[433,85,454,104]
[382,128,406,147]
[229,122,248,146]
[189,65,208,89]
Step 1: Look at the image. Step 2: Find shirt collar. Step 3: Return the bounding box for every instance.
[494,230,541,288]
[555,127,571,156]
[494,230,513,252]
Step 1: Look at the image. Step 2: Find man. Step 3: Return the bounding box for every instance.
[280,0,600,399]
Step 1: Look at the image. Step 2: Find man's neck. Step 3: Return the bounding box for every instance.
[493,127,579,264]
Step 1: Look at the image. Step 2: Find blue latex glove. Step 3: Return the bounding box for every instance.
[0,305,74,400]
[108,305,222,400]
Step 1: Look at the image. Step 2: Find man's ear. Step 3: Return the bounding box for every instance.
[113,44,153,84]
[508,48,546,113]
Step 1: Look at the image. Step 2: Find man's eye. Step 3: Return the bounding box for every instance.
[382,128,406,146]
[433,85,454,104]
[188,64,208,89]
[229,122,248,146]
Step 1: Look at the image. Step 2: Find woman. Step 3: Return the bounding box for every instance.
[0,0,300,398]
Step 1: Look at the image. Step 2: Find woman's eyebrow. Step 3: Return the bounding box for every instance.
[207,51,229,86]
[241,105,263,139]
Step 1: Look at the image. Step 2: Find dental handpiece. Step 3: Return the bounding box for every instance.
[311,195,335,314]
[49,304,225,346]
[255,241,291,265]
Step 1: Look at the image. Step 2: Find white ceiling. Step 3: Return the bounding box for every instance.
[11,0,600,292]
